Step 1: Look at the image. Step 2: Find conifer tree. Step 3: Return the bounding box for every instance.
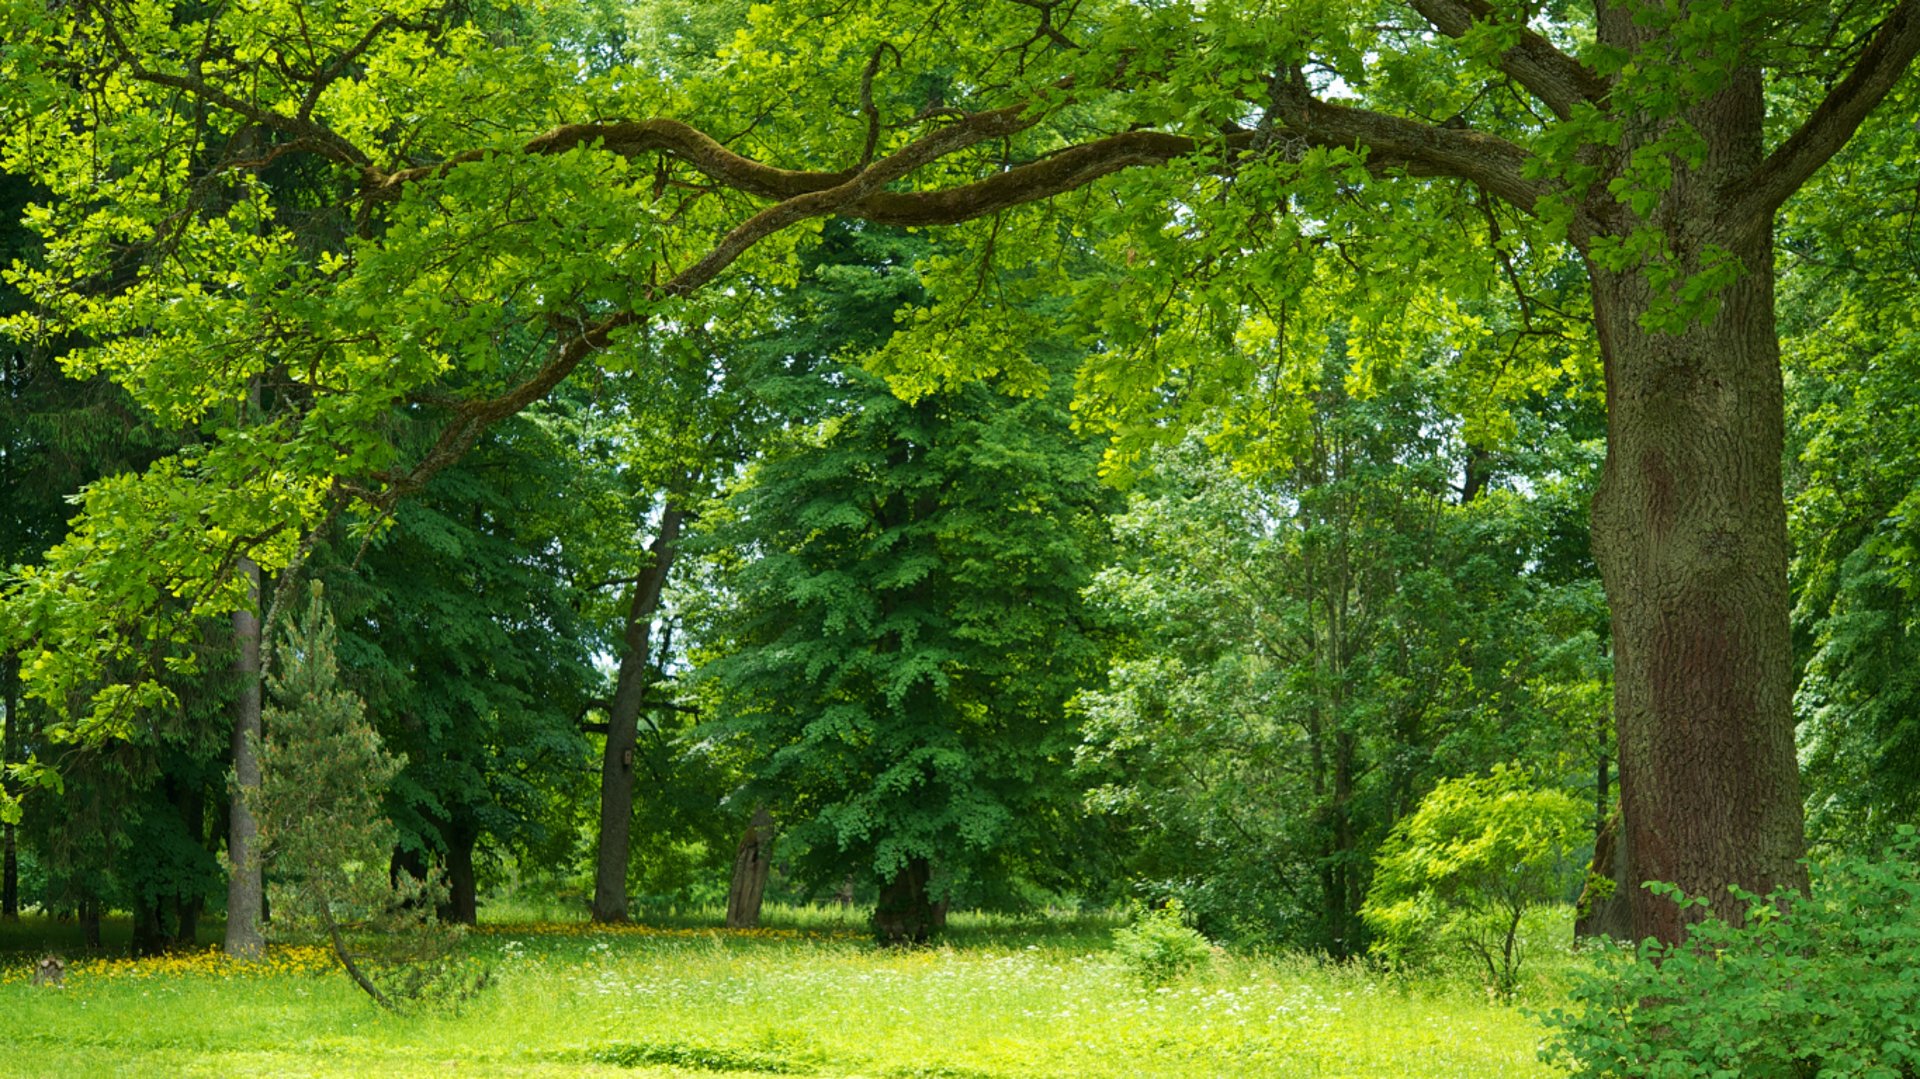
[253,582,446,1009]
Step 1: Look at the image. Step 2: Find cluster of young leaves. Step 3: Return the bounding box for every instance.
[1110,898,1215,987]
[1361,764,1586,997]
[1544,827,1920,1078]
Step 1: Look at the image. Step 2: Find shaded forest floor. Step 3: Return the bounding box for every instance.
[0,907,1569,1077]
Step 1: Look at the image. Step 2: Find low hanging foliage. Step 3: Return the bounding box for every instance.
[1543,825,1920,1079]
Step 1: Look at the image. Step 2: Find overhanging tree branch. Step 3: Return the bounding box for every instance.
[1727,0,1920,225]
[1404,0,1610,119]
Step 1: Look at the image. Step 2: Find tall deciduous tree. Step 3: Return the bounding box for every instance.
[1779,85,1920,851]
[695,222,1112,938]
[4,0,1916,943]
[1079,360,1603,952]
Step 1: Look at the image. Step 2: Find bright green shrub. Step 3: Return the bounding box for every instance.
[1361,765,1585,997]
[1544,825,1920,1079]
[1112,899,1214,986]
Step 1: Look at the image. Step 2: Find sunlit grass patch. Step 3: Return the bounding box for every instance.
[0,909,1573,1077]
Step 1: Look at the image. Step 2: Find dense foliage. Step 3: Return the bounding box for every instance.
[697,357,1112,937]
[1077,364,1604,952]
[1362,766,1586,996]
[0,3,1916,1067]
[1545,827,1920,1078]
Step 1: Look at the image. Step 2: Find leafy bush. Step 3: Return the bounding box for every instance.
[1361,765,1585,997]
[1112,899,1214,985]
[1543,825,1920,1078]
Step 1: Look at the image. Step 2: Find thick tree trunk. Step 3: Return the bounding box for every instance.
[442,815,479,927]
[725,805,775,929]
[1582,59,1807,943]
[224,556,266,958]
[591,504,687,923]
[872,857,935,945]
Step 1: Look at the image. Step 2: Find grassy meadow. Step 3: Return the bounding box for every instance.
[0,906,1575,1077]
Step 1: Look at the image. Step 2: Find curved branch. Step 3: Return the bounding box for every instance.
[377,95,1060,498]
[1726,0,1920,226]
[1405,0,1609,119]
[364,118,861,202]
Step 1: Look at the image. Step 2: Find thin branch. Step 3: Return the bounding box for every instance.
[82,0,370,166]
[321,902,397,1011]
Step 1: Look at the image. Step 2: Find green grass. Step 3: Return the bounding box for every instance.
[0,907,1571,1077]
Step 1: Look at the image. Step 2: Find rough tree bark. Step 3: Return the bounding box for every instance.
[223,555,266,958]
[591,504,687,923]
[725,805,776,929]
[1579,21,1815,937]
[1587,241,1807,938]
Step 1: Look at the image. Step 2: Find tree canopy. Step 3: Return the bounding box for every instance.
[2,0,1918,952]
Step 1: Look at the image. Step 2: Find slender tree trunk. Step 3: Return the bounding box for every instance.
[224,556,266,958]
[1582,55,1806,943]
[131,895,166,957]
[1331,730,1360,957]
[175,894,203,947]
[80,893,101,950]
[591,504,687,923]
[725,805,775,929]
[1575,806,1632,940]
[321,901,395,1011]
[2,649,18,920]
[173,776,206,945]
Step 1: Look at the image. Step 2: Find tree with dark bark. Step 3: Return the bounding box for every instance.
[591,503,688,923]
[5,0,1917,945]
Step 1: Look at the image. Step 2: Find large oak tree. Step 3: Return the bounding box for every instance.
[2,0,1916,943]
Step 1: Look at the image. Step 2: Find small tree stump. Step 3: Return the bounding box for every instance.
[32,954,65,988]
